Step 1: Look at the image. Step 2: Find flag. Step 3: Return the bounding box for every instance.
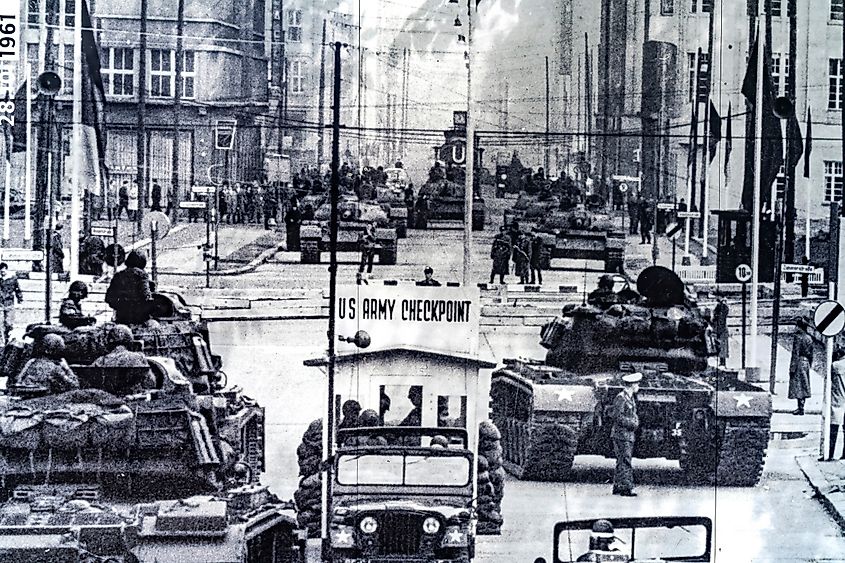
[708,100,721,164]
[77,0,108,195]
[724,102,732,179]
[687,102,698,169]
[10,81,28,154]
[804,107,812,178]
[786,108,804,171]
[741,33,783,213]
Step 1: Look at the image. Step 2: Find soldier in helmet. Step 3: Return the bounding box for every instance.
[18,334,79,394]
[588,275,618,308]
[576,519,626,562]
[105,249,152,325]
[610,372,641,497]
[91,325,155,396]
[59,281,97,329]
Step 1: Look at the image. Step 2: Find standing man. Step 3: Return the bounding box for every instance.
[530,231,545,285]
[789,317,814,416]
[610,372,641,496]
[285,196,302,251]
[628,195,639,235]
[489,227,512,285]
[128,180,139,221]
[638,199,653,244]
[0,263,23,346]
[51,223,65,274]
[117,180,130,220]
[358,221,377,274]
[150,179,163,212]
[713,296,730,367]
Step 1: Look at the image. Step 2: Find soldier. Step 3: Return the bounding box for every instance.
[285,196,302,251]
[358,221,378,274]
[91,324,155,396]
[713,296,730,366]
[638,199,653,244]
[59,281,96,329]
[339,400,362,431]
[0,263,23,345]
[489,227,512,285]
[628,195,640,235]
[117,180,130,220]
[416,266,442,287]
[576,520,627,562]
[263,187,277,230]
[150,179,163,212]
[513,233,531,284]
[51,223,65,274]
[105,249,152,325]
[79,234,106,276]
[588,275,618,308]
[529,231,545,285]
[789,318,814,416]
[218,182,229,223]
[400,386,423,426]
[610,372,641,496]
[18,334,79,394]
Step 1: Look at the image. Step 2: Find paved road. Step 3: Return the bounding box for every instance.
[210,318,845,563]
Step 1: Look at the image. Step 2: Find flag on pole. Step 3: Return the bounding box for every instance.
[687,101,698,169]
[803,107,812,178]
[786,108,804,171]
[724,102,732,180]
[79,0,108,195]
[740,34,783,213]
[708,100,721,164]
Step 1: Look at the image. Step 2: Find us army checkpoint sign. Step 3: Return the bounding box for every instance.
[335,284,480,355]
[814,300,845,338]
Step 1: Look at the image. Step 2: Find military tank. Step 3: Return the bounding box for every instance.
[503,191,560,228]
[299,195,399,265]
[490,266,772,486]
[533,201,625,273]
[414,178,486,231]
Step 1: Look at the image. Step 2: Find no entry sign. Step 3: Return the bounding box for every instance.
[814,300,845,338]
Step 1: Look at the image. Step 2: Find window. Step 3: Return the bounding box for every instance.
[59,44,73,96]
[150,49,173,98]
[775,166,786,201]
[830,58,843,110]
[102,47,134,97]
[287,9,302,42]
[771,53,789,97]
[661,0,675,14]
[825,161,843,204]
[687,52,697,102]
[63,0,75,28]
[289,59,304,93]
[26,44,38,90]
[182,51,195,99]
[27,0,39,26]
[690,0,712,13]
[833,0,843,21]
[771,0,782,16]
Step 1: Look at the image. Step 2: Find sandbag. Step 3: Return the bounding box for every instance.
[43,410,91,449]
[90,405,136,448]
[0,408,42,449]
[479,421,501,441]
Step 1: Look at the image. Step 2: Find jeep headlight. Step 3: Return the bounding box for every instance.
[422,516,441,534]
[360,516,378,534]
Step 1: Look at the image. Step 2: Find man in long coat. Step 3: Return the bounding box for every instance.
[489,227,512,285]
[789,318,814,415]
[610,372,641,496]
[713,297,730,366]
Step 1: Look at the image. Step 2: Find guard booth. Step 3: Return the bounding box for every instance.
[711,209,776,283]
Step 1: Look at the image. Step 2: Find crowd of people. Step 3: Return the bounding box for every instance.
[215,181,279,229]
[489,222,546,286]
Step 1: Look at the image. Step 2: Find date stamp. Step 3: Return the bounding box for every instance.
[0,5,19,128]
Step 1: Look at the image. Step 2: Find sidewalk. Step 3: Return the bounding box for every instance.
[797,456,845,530]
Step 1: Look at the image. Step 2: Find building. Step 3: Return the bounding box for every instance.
[19,0,269,208]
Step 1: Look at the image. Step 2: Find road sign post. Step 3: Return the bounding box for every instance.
[151,219,158,287]
[736,264,753,370]
[814,300,845,460]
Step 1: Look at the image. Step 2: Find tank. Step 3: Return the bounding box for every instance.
[490,266,772,486]
[502,191,560,228]
[414,178,486,231]
[0,293,305,561]
[373,170,409,238]
[299,194,399,265]
[533,202,625,273]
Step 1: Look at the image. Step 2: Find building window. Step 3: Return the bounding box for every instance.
[825,161,843,203]
[57,44,73,96]
[775,166,786,201]
[150,49,173,98]
[771,53,789,97]
[26,44,38,91]
[830,58,843,110]
[687,52,696,102]
[771,0,782,16]
[182,51,195,99]
[690,0,712,12]
[833,0,843,21]
[661,0,674,14]
[287,9,302,42]
[102,47,134,97]
[289,59,304,93]
[63,0,75,28]
[27,0,39,26]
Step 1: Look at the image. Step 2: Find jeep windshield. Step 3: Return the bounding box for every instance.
[336,453,471,487]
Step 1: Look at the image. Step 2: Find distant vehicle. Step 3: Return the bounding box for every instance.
[532,516,713,563]
[384,167,409,190]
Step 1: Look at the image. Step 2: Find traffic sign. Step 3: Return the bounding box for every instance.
[104,244,126,267]
[665,222,683,240]
[657,202,676,210]
[618,183,628,194]
[142,211,171,239]
[612,175,640,183]
[676,211,701,219]
[191,185,216,195]
[180,201,207,209]
[781,264,815,275]
[814,300,845,337]
[0,249,43,261]
[90,226,114,238]
[735,263,753,283]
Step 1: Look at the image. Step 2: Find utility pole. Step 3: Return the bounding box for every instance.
[701,0,716,256]
[784,0,798,265]
[136,0,148,233]
[463,0,475,286]
[276,0,286,153]
[584,36,593,170]
[171,0,184,222]
[599,0,611,199]
[545,55,550,174]
[317,19,327,169]
[687,48,701,257]
[323,40,342,542]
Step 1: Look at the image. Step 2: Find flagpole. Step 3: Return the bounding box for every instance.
[750,16,765,369]
[70,0,83,279]
[24,62,32,243]
[805,108,811,259]
[3,151,9,242]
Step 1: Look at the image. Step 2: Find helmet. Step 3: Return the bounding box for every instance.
[591,519,614,537]
[41,334,66,358]
[232,462,252,483]
[107,324,134,348]
[358,409,380,427]
[598,274,614,290]
[342,400,362,419]
[69,280,88,298]
[125,249,147,269]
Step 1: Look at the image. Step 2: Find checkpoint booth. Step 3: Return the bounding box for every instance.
[711,209,776,283]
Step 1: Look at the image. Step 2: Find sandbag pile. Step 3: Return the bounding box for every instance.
[476,420,504,535]
[0,389,135,451]
[294,418,323,537]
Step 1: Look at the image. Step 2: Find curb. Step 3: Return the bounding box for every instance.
[796,455,845,530]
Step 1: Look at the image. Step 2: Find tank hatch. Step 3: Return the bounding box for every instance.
[140,497,228,537]
[637,265,686,306]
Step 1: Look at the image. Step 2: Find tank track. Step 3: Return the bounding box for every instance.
[520,413,582,481]
[681,417,770,487]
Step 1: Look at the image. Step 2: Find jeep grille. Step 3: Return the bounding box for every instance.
[376,512,423,556]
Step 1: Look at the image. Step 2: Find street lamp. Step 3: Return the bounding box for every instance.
[38,70,61,323]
